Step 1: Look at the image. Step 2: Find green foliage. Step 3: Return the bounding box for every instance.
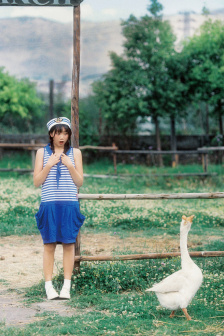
[92,3,224,138]
[92,0,189,140]
[93,55,146,135]
[202,6,210,16]
[147,0,163,17]
[54,96,100,145]
[121,12,179,120]
[0,67,43,132]
[211,134,224,146]
[183,19,224,121]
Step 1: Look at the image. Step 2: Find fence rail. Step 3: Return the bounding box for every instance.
[74,251,224,262]
[79,192,224,200]
[1,142,224,174]
[77,193,224,263]
[0,143,117,151]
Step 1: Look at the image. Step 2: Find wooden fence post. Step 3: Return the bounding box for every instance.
[31,140,35,169]
[112,143,117,174]
[202,153,208,173]
[49,79,54,119]
[71,5,81,274]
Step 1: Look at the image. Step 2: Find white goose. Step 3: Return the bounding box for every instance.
[146,215,203,320]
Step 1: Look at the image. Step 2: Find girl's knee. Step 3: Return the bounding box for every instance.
[62,243,74,251]
[44,243,57,252]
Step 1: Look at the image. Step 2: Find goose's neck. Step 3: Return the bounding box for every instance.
[180,230,192,267]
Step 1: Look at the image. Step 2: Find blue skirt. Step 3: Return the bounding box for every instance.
[35,201,85,244]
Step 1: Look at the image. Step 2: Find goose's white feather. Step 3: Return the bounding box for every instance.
[147,270,188,293]
[146,216,203,310]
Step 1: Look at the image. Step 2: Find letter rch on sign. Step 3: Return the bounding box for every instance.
[0,0,83,6]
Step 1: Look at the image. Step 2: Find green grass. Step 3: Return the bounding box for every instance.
[3,257,224,335]
[0,152,32,170]
[0,154,223,335]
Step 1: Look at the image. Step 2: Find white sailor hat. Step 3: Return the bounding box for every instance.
[47,117,71,131]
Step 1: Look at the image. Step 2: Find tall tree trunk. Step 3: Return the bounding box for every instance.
[154,115,163,167]
[99,108,102,136]
[205,104,209,135]
[218,109,223,164]
[205,103,209,145]
[170,116,177,167]
[219,114,223,136]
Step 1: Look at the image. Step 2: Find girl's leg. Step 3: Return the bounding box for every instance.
[59,243,75,299]
[43,243,57,281]
[43,243,58,300]
[62,243,75,280]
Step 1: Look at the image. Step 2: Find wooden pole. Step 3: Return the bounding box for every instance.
[71,5,81,273]
[49,79,54,119]
[78,192,224,200]
[170,116,177,167]
[31,140,35,169]
[155,115,163,167]
[74,251,224,261]
[112,142,117,174]
[202,153,208,173]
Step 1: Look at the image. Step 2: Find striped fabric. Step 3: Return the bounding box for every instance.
[41,147,78,202]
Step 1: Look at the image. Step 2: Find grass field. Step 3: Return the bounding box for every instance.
[0,153,224,335]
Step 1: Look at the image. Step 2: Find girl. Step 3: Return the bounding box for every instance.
[34,117,85,300]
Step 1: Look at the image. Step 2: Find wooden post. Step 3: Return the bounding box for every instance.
[202,153,208,173]
[49,79,54,119]
[112,143,117,174]
[170,116,178,167]
[146,154,151,166]
[155,116,163,167]
[71,5,81,274]
[31,140,35,169]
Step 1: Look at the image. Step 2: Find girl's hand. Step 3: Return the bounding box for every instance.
[46,153,60,168]
[61,153,73,169]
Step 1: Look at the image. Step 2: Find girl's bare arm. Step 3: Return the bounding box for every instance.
[33,148,60,188]
[61,148,83,187]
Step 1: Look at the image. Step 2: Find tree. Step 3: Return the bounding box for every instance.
[164,52,189,163]
[92,53,147,140]
[121,5,176,158]
[93,0,183,163]
[0,67,43,132]
[183,19,224,135]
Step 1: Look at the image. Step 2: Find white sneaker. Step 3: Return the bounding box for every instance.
[46,286,59,300]
[59,286,71,300]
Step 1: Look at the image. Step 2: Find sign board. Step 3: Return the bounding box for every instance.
[0,0,83,6]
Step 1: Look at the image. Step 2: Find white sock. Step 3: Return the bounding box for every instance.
[45,281,53,291]
[63,279,71,290]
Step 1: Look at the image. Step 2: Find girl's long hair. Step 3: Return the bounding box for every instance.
[49,124,72,153]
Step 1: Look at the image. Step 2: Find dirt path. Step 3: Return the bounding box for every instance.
[0,289,92,327]
[0,232,209,290]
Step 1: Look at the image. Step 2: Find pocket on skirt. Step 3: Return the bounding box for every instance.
[72,204,85,230]
[35,205,45,230]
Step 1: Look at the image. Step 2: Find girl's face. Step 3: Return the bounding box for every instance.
[50,127,69,148]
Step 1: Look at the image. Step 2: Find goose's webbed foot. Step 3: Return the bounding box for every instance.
[169,310,175,318]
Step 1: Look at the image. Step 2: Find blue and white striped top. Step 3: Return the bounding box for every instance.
[41,145,78,203]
